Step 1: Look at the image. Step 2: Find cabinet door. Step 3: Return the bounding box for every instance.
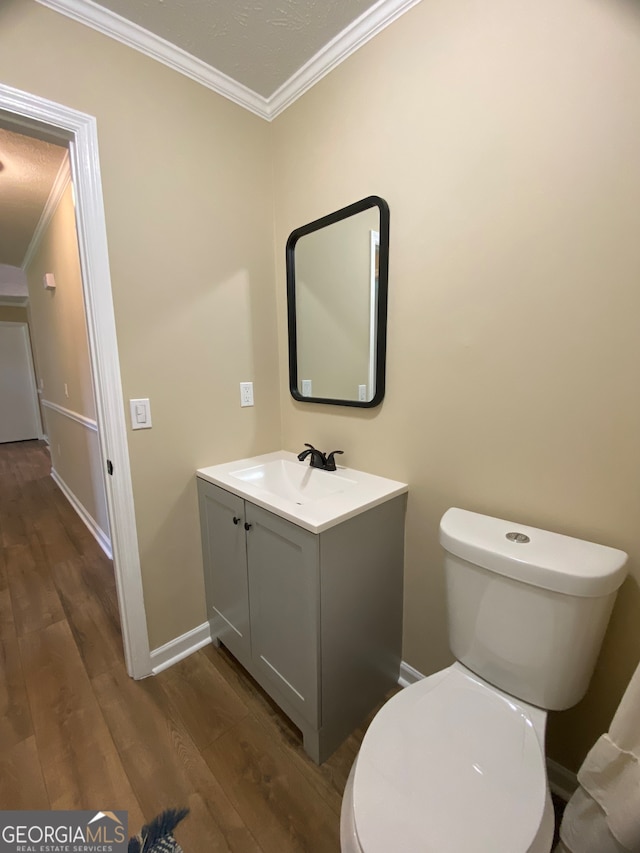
[246,504,320,726]
[197,480,251,668]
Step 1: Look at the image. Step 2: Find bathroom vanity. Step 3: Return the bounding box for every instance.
[197,451,407,763]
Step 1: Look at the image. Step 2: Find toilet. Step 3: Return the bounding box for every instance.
[340,507,628,853]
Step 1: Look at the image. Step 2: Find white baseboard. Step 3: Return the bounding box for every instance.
[547,758,578,802]
[51,467,112,558]
[398,659,425,688]
[150,621,212,675]
[150,641,426,685]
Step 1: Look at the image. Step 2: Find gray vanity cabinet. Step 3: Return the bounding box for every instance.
[197,476,406,764]
[246,504,320,728]
[197,483,251,669]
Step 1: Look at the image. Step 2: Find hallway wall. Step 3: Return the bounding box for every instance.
[24,179,109,544]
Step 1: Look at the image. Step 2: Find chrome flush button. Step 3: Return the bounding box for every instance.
[506,531,530,543]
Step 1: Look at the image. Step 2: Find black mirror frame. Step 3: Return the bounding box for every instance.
[286,195,390,408]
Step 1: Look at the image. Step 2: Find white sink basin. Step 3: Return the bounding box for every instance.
[197,451,408,533]
[230,458,357,505]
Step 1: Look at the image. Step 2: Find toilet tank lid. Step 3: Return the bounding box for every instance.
[439,508,628,597]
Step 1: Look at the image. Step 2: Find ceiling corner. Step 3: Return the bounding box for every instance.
[36,0,423,121]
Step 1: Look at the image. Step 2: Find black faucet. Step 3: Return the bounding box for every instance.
[297,444,344,472]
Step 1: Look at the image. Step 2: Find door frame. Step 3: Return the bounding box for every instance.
[0,82,152,678]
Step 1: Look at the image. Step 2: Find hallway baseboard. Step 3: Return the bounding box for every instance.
[51,466,112,558]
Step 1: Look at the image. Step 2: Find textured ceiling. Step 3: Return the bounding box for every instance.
[0,127,67,268]
[84,0,382,97]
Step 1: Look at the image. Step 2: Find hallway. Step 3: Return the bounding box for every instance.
[0,440,367,851]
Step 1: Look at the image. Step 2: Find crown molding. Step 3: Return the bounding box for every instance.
[21,150,71,270]
[267,0,423,119]
[35,0,271,119]
[36,0,421,121]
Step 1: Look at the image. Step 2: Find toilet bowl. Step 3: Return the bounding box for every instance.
[340,507,628,853]
[340,662,555,853]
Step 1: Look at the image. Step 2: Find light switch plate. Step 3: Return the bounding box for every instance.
[130,398,152,429]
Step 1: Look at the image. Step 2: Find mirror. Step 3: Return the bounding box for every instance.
[286,196,389,408]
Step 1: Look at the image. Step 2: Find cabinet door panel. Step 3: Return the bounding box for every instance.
[246,504,320,726]
[198,480,251,667]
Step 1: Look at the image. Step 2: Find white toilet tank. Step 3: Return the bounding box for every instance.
[439,508,628,710]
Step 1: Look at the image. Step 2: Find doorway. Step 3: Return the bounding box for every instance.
[0,321,42,443]
[0,83,151,678]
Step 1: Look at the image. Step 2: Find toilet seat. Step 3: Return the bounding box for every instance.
[350,664,548,853]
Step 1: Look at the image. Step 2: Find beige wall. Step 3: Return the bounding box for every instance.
[0,0,281,649]
[272,0,640,771]
[24,181,109,536]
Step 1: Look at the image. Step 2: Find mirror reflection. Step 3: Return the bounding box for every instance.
[286,196,389,408]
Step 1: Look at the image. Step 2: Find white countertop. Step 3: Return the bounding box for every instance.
[197,450,408,533]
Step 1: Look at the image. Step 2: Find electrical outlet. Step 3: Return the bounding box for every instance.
[301,379,312,397]
[358,384,367,402]
[240,382,254,407]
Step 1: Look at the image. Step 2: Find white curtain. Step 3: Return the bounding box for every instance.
[555,660,640,853]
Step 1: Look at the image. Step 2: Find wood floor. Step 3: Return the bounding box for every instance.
[0,440,384,851]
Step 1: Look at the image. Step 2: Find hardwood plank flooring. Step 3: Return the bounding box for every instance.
[0,633,32,748]
[202,717,340,853]
[6,543,66,636]
[0,736,49,809]
[93,665,261,852]
[0,548,16,641]
[18,619,144,816]
[0,440,385,851]
[50,556,124,679]
[159,651,250,753]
